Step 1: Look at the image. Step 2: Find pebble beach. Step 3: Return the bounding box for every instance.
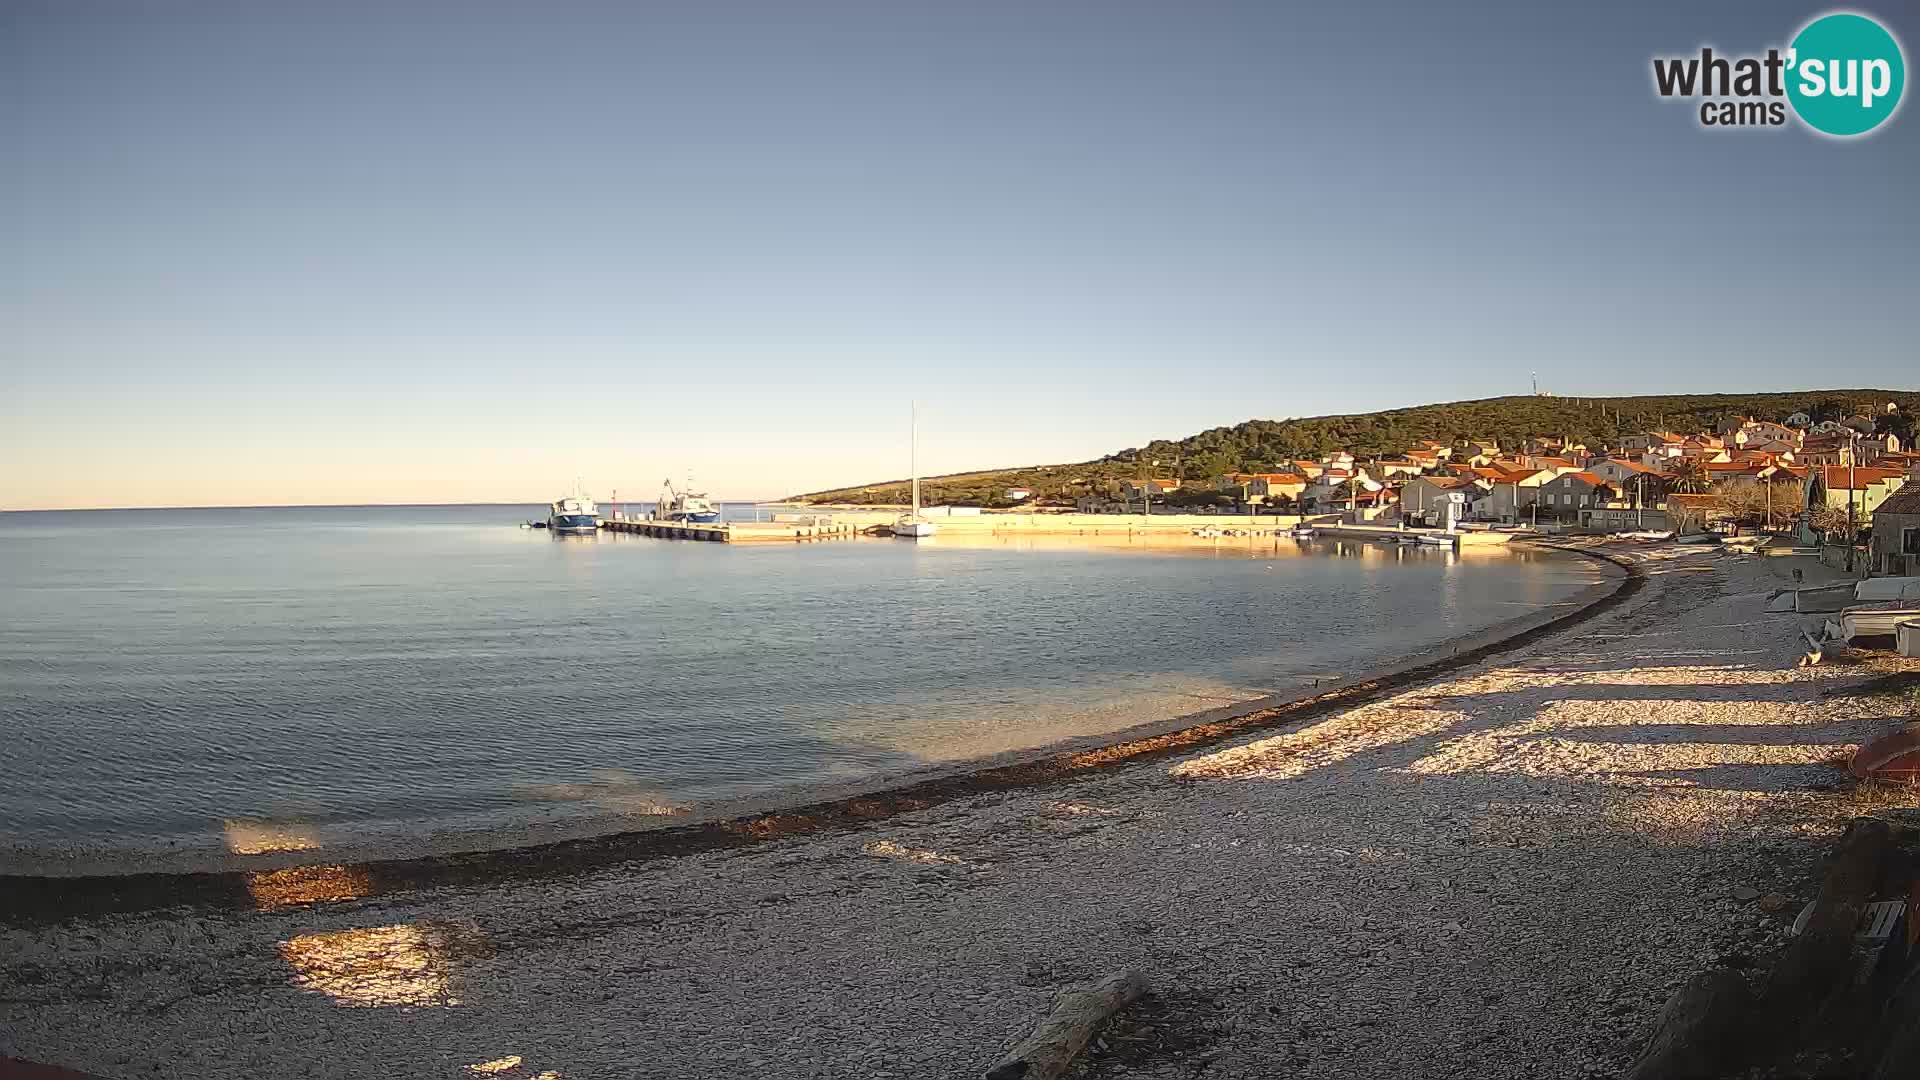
[4,543,1916,1080]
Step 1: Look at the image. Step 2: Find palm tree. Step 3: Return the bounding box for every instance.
[1667,456,1711,494]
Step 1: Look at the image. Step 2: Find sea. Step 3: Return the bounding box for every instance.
[0,504,1610,871]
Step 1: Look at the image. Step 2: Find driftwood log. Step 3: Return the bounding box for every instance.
[1628,818,1892,1080]
[985,969,1148,1080]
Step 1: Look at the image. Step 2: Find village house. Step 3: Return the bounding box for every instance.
[1534,470,1617,522]
[1120,478,1182,503]
[1803,465,1909,518]
[1618,431,1686,454]
[1479,466,1555,523]
[1674,437,1729,463]
[1796,435,1855,466]
[1520,436,1587,458]
[1587,457,1667,491]
[1586,460,1671,520]
[1339,485,1399,522]
[1398,474,1479,526]
[1868,488,1920,576]
[1303,469,1382,511]
[1704,460,1772,484]
[1246,473,1308,506]
[1290,459,1325,479]
[1520,456,1585,478]
[1368,458,1426,480]
[1718,417,1802,447]
[1860,432,1903,457]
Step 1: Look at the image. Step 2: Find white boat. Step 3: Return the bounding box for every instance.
[894,403,937,539]
[547,493,599,534]
[1417,534,1456,547]
[1824,606,1920,643]
[657,477,720,523]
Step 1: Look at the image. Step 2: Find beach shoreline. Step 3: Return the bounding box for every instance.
[4,542,1916,1080]
[0,542,1629,906]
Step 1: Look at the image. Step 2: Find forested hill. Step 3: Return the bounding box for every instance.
[792,389,1919,506]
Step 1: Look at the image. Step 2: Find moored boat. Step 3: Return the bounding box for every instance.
[893,403,937,540]
[657,478,721,523]
[548,494,599,534]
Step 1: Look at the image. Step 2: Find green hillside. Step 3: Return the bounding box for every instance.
[792,389,1918,507]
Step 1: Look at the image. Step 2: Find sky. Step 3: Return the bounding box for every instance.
[3,0,1916,509]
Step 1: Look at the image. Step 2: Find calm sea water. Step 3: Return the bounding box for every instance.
[0,505,1606,868]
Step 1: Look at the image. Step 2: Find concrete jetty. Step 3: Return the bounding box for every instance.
[597,518,861,543]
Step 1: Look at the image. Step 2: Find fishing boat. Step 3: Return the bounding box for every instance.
[893,403,937,539]
[547,493,599,534]
[657,478,721,523]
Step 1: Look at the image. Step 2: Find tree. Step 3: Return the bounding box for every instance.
[1708,478,1798,531]
[1667,457,1712,494]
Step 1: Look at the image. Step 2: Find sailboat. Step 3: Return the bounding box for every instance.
[893,403,937,539]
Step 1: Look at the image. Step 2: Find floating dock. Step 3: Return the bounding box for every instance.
[598,519,861,543]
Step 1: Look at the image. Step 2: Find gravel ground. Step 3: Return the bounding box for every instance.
[4,544,1918,1080]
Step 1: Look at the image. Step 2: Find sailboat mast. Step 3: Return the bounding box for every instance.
[910,402,921,515]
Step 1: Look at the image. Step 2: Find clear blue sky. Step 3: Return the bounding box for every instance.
[3,0,1915,508]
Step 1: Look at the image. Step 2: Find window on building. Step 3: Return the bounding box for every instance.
[1903,527,1920,555]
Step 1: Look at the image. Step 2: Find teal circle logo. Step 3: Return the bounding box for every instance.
[1786,12,1906,136]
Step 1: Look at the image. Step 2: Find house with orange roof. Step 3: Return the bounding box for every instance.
[1400,474,1483,525]
[1535,470,1617,522]
[1803,465,1908,516]
[1245,473,1308,505]
[1121,478,1183,502]
[1303,469,1382,511]
[1480,466,1556,523]
[1587,457,1666,488]
[1520,456,1585,478]
[1370,458,1426,480]
[1704,460,1771,482]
